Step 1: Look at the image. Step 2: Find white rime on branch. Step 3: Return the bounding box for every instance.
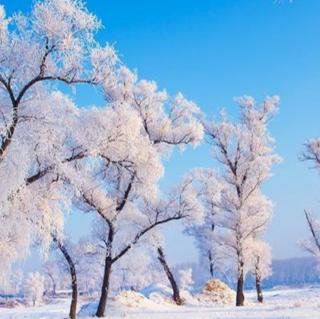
[188,96,280,306]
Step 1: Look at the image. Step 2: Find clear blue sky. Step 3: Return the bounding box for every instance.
[4,0,320,264]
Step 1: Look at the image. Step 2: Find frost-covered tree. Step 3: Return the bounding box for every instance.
[149,208,198,306]
[179,268,194,291]
[0,2,204,317]
[51,236,98,319]
[43,260,61,297]
[300,139,320,263]
[76,240,103,296]
[10,270,23,296]
[248,239,272,303]
[157,246,183,305]
[0,0,101,160]
[184,168,224,278]
[1,269,23,296]
[302,139,320,168]
[148,176,204,306]
[0,0,118,280]
[113,248,153,292]
[204,96,280,306]
[24,272,45,307]
[50,61,203,317]
[75,173,203,317]
[1,160,74,285]
[301,210,320,260]
[53,237,78,319]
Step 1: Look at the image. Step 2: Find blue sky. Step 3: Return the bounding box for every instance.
[4,0,320,264]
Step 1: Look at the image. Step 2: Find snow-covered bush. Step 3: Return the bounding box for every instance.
[24,272,45,306]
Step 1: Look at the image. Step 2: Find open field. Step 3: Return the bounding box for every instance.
[0,287,319,319]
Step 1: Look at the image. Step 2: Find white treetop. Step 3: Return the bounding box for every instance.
[204,96,280,276]
[179,268,194,291]
[247,239,272,281]
[0,0,119,281]
[184,168,224,277]
[24,272,45,307]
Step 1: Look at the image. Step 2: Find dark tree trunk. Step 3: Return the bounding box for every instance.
[305,210,320,252]
[255,273,263,303]
[157,246,182,305]
[95,217,115,318]
[236,261,245,306]
[96,257,113,317]
[208,223,215,278]
[208,251,214,278]
[56,240,78,319]
[0,103,18,160]
[52,283,56,297]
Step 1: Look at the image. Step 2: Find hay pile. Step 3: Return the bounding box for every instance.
[197,279,235,305]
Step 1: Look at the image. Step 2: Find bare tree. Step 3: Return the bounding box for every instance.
[301,210,320,258]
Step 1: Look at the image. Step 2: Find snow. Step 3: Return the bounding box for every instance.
[113,291,155,308]
[1,287,320,319]
[141,283,175,304]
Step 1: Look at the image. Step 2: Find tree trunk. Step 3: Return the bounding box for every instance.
[208,251,214,278]
[56,241,78,319]
[208,223,215,278]
[95,218,115,318]
[157,246,182,305]
[52,283,56,297]
[96,257,113,317]
[236,261,245,306]
[255,273,263,303]
[0,104,18,161]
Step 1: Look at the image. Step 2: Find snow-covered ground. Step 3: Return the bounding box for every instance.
[0,287,320,319]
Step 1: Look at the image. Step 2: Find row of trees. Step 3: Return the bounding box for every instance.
[0,0,279,317]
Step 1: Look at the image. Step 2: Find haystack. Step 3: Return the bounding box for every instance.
[197,279,235,305]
